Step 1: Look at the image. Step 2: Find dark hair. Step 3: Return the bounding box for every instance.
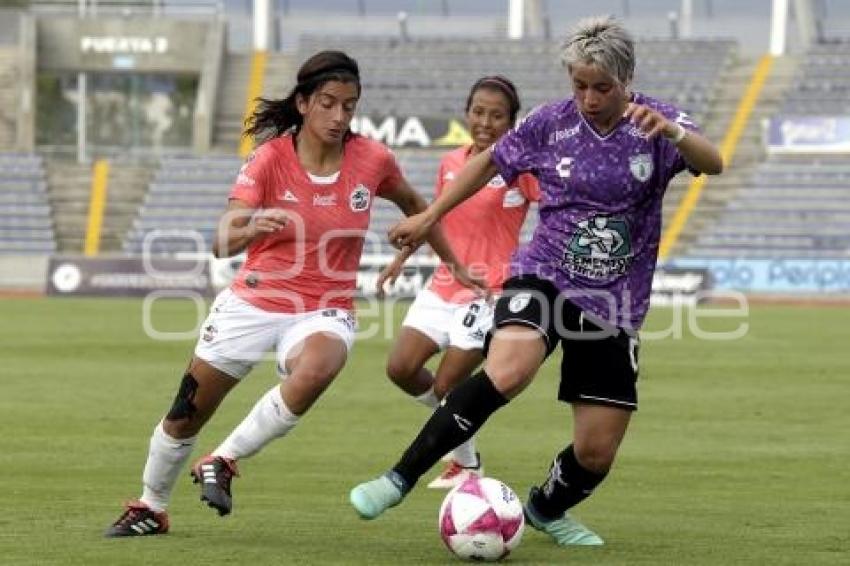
[243,50,361,143]
[464,75,521,122]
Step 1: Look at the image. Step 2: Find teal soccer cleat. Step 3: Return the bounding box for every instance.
[523,487,604,546]
[349,472,408,520]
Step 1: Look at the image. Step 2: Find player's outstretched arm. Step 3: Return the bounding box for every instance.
[381,180,487,297]
[212,199,288,258]
[388,150,499,249]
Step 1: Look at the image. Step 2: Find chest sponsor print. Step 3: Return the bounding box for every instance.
[563,214,633,280]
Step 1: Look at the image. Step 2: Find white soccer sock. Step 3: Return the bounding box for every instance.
[414,386,479,468]
[141,421,197,512]
[212,385,299,461]
[414,387,440,409]
[451,438,480,469]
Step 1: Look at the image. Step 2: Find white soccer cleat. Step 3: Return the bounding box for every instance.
[427,459,484,489]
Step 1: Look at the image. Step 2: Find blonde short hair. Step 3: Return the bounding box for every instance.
[561,15,635,86]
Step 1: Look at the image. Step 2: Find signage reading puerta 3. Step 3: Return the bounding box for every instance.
[37,18,210,73]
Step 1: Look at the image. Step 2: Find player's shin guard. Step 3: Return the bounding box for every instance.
[529,444,608,520]
[392,370,507,488]
[141,420,197,511]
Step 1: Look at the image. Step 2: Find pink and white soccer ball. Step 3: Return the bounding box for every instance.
[438,476,525,561]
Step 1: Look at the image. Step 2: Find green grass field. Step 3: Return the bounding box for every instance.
[1,297,848,565]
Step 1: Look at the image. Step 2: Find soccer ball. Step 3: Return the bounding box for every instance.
[438,476,525,561]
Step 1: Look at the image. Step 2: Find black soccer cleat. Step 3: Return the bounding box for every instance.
[190,455,240,517]
[104,500,169,537]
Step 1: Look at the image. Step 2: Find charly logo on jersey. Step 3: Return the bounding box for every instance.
[629,154,653,182]
[349,183,371,212]
[563,214,633,279]
[556,157,573,179]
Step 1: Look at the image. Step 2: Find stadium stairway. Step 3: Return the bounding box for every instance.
[46,159,151,253]
[0,47,18,149]
[212,52,294,154]
[661,54,801,257]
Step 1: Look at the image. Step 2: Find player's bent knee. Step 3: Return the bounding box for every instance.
[484,363,535,399]
[386,357,419,388]
[573,443,618,474]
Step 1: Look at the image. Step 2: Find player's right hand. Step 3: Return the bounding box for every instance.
[375,245,413,299]
[249,208,289,236]
[388,212,433,250]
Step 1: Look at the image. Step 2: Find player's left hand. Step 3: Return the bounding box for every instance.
[376,246,413,299]
[624,103,675,139]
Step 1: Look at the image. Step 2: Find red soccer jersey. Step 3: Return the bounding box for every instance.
[228,133,402,313]
[428,145,540,303]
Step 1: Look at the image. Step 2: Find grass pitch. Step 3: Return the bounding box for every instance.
[1,297,847,565]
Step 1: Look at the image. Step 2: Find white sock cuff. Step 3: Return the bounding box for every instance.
[264,386,299,425]
[154,420,197,447]
[414,387,440,409]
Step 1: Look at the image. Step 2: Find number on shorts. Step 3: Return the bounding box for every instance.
[462,304,481,328]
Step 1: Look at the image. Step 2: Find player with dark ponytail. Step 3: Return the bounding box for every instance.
[105,50,483,537]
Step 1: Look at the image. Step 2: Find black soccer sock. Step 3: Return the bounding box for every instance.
[392,370,508,488]
[530,444,608,520]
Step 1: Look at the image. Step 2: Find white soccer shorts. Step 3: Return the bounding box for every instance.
[402,289,494,351]
[194,288,356,379]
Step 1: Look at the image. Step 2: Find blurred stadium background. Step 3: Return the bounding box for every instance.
[1,1,848,564]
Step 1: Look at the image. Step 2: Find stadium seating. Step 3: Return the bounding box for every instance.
[781,40,850,115]
[686,155,850,258]
[0,152,56,254]
[123,155,242,255]
[297,37,735,120]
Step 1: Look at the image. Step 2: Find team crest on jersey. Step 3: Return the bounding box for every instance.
[629,154,653,182]
[349,184,371,212]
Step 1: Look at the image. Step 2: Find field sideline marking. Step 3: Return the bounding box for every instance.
[238,50,268,158]
[658,54,775,261]
[83,159,110,257]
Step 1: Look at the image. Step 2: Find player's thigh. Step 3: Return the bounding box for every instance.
[433,346,484,398]
[483,275,560,399]
[399,289,453,351]
[277,309,355,414]
[280,332,349,415]
[483,325,547,399]
[558,309,640,412]
[386,325,441,382]
[194,288,279,379]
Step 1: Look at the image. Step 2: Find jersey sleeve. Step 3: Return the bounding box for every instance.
[518,173,541,202]
[229,145,272,208]
[658,106,703,182]
[433,155,450,199]
[491,105,547,184]
[375,145,404,197]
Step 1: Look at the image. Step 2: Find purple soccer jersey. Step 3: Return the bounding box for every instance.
[491,92,700,329]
